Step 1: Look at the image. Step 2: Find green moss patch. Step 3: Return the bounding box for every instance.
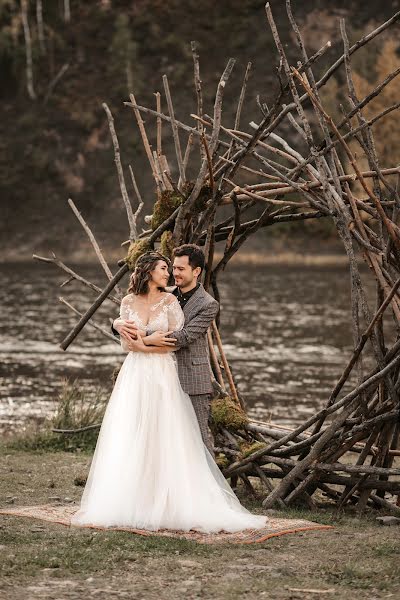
[159,230,175,260]
[240,441,266,459]
[125,238,152,270]
[151,190,183,231]
[211,396,248,432]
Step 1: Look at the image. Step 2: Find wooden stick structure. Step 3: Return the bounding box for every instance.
[68,198,122,298]
[37,1,400,513]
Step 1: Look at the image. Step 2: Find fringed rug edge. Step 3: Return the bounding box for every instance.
[0,506,334,545]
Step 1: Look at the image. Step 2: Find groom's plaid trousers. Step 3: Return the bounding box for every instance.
[189,394,214,455]
[171,285,219,455]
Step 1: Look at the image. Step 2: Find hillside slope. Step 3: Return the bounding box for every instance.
[0,0,398,259]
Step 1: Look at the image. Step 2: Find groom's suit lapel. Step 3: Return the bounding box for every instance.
[182,285,206,322]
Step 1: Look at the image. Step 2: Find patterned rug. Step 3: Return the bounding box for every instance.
[0,504,333,544]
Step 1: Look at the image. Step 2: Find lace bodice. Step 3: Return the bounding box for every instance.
[119,293,184,351]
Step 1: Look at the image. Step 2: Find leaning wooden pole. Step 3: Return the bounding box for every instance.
[60,264,129,351]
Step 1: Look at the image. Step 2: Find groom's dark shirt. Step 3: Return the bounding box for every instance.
[173,283,200,309]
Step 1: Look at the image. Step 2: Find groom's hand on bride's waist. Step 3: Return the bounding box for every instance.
[143,331,177,347]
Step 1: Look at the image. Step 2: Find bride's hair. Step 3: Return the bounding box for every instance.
[128,251,171,295]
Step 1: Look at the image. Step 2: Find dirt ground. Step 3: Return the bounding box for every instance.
[1,449,399,600]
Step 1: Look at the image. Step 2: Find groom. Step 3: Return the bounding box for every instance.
[113,244,219,454]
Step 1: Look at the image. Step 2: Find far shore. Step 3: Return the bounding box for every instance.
[1,248,349,267]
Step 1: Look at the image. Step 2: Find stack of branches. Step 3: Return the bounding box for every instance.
[34,1,400,514]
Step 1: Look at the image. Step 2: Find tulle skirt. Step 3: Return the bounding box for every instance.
[71,352,267,533]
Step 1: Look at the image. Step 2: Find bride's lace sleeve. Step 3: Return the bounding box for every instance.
[166,296,185,332]
[119,296,131,352]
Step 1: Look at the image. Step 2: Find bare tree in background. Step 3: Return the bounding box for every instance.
[21,0,36,99]
[36,0,45,54]
[63,0,70,23]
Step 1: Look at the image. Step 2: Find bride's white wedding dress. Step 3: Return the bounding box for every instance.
[71,292,267,533]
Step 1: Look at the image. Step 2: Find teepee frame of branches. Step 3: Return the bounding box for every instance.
[34,2,400,515]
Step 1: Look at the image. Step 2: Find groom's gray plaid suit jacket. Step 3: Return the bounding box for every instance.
[170,284,219,396]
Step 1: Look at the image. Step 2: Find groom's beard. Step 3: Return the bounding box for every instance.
[172,277,184,289]
[171,274,196,289]
[174,277,198,290]
[167,277,183,289]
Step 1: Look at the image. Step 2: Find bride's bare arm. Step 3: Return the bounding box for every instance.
[142,331,176,347]
[144,346,175,354]
[121,331,175,354]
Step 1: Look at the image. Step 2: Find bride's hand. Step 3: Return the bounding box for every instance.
[114,318,138,340]
[144,331,177,347]
[122,333,146,352]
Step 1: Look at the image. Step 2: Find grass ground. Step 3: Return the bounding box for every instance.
[1,448,399,600]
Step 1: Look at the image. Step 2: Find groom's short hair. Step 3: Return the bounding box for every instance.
[173,244,205,272]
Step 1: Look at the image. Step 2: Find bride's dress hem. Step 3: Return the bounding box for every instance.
[70,519,267,535]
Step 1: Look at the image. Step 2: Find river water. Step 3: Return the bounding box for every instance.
[0,261,376,432]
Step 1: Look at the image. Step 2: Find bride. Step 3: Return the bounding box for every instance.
[71,252,267,533]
